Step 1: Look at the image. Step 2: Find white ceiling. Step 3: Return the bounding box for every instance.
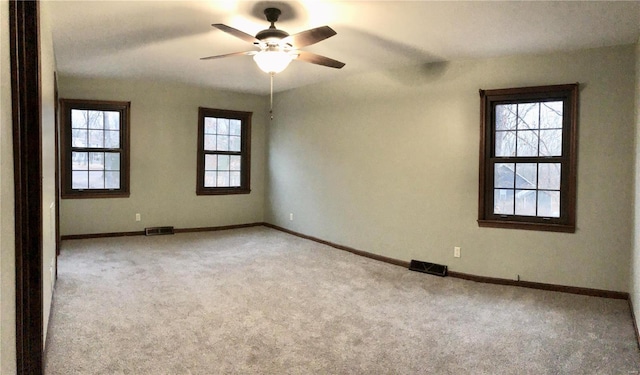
[48,1,640,95]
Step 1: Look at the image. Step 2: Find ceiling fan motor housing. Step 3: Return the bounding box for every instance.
[255,28,289,43]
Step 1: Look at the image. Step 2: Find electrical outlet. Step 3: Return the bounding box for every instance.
[454,246,461,258]
[289,213,293,221]
[135,213,141,222]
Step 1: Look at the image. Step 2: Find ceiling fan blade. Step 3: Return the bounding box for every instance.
[283,26,336,48]
[212,24,259,44]
[296,51,345,69]
[200,51,256,60]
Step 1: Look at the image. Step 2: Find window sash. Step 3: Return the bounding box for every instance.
[486,158,567,222]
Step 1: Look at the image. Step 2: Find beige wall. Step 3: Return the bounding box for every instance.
[267,45,636,292]
[40,1,57,344]
[0,1,16,372]
[631,38,640,331]
[58,77,268,235]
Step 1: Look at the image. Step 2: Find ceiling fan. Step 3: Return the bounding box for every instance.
[201,7,345,74]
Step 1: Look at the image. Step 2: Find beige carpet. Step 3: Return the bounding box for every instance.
[45,227,640,374]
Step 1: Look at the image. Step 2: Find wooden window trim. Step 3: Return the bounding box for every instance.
[10,1,44,372]
[59,99,131,199]
[196,107,252,195]
[478,84,579,233]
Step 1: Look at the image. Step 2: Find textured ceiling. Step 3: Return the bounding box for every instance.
[48,1,640,95]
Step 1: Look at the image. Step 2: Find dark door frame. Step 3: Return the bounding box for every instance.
[9,0,44,374]
[55,73,60,262]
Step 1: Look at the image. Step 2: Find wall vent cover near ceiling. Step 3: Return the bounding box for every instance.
[145,226,175,236]
[409,260,448,277]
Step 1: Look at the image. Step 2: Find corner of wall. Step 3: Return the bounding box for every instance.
[39,0,58,347]
[631,35,640,345]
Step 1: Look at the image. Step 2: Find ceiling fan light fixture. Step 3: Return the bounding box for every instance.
[253,50,292,74]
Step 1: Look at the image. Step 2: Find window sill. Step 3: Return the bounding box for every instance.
[61,191,130,199]
[477,219,575,233]
[196,188,251,196]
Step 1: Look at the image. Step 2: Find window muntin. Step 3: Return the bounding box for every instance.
[197,108,251,195]
[478,84,578,232]
[60,99,130,198]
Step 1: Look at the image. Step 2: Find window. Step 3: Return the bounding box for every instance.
[60,99,130,198]
[478,84,578,232]
[197,107,251,195]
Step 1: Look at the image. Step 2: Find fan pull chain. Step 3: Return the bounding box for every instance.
[269,72,274,120]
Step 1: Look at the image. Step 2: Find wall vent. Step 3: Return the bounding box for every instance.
[145,226,175,236]
[409,260,448,277]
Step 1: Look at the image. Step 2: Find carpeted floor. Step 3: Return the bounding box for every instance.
[44,227,640,374]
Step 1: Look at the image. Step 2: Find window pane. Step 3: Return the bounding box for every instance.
[72,171,88,189]
[204,171,216,187]
[89,171,104,189]
[516,130,538,156]
[230,120,241,135]
[105,153,120,171]
[230,156,241,171]
[538,191,560,218]
[494,163,514,188]
[515,190,537,216]
[229,136,241,152]
[515,163,537,189]
[538,163,561,190]
[104,111,120,130]
[539,129,562,156]
[71,109,87,129]
[72,129,87,147]
[217,119,229,135]
[205,154,217,170]
[204,135,216,151]
[88,130,104,148]
[204,118,216,134]
[216,135,229,151]
[72,152,88,170]
[494,189,514,215]
[495,104,517,130]
[89,152,104,171]
[217,171,230,187]
[495,131,516,157]
[87,111,104,129]
[105,171,120,189]
[517,103,539,130]
[230,171,241,187]
[104,130,120,148]
[217,155,230,170]
[540,101,563,129]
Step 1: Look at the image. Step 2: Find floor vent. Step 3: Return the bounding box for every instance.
[145,226,175,236]
[409,260,448,277]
